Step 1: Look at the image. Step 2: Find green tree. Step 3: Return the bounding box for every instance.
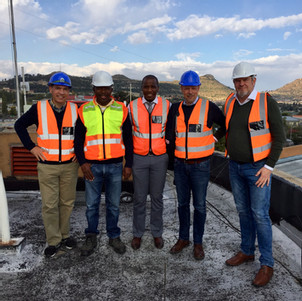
[291,124,302,145]
[9,106,17,116]
[2,99,8,114]
[113,91,130,104]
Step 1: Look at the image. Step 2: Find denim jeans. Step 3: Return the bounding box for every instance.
[229,159,274,267]
[84,162,123,239]
[174,158,210,244]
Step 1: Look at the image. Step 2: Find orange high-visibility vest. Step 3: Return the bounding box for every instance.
[129,97,170,155]
[79,97,127,160]
[37,100,78,162]
[175,98,215,159]
[224,92,272,162]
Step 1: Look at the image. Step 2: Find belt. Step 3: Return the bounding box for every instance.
[234,160,249,165]
[176,157,209,165]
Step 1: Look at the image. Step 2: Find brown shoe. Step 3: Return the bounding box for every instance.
[252,266,273,287]
[154,237,164,249]
[226,251,255,266]
[131,237,141,250]
[170,239,190,254]
[193,244,204,260]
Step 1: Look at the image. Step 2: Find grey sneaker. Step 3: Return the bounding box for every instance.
[109,237,126,254]
[80,233,97,256]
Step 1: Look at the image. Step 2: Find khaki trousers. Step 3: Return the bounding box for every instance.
[37,161,79,246]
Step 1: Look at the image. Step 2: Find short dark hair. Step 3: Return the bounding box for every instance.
[141,75,159,88]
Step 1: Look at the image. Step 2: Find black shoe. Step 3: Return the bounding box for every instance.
[80,234,97,256]
[109,237,126,254]
[62,237,77,250]
[44,243,61,258]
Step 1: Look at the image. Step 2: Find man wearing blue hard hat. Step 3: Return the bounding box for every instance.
[166,70,225,260]
[15,71,79,258]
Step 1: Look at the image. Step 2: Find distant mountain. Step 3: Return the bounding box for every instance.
[198,74,234,102]
[270,78,302,102]
[1,73,301,103]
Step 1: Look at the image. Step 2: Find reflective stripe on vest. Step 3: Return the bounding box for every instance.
[175,99,214,159]
[225,92,272,161]
[37,100,77,161]
[130,97,169,155]
[79,97,126,160]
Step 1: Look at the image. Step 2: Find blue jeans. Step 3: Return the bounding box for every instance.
[229,159,274,267]
[84,162,123,239]
[174,158,210,244]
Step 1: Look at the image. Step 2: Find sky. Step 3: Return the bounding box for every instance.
[1,0,302,92]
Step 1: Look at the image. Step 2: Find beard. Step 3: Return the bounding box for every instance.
[237,89,250,99]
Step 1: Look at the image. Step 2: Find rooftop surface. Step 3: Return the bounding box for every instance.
[275,156,302,180]
[1,172,302,300]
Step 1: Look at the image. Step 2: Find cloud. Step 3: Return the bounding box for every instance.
[267,48,296,52]
[167,13,302,40]
[42,2,173,45]
[75,0,127,26]
[238,32,256,39]
[0,0,47,38]
[127,31,151,44]
[110,46,119,52]
[233,49,253,60]
[46,22,79,40]
[175,52,201,61]
[149,0,177,11]
[46,22,108,44]
[283,31,292,40]
[121,15,172,34]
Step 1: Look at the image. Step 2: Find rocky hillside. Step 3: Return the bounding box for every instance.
[270,78,302,102]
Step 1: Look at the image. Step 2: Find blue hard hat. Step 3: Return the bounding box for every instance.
[48,72,72,88]
[179,70,201,86]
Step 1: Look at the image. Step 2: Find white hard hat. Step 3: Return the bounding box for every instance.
[232,62,256,79]
[92,71,113,87]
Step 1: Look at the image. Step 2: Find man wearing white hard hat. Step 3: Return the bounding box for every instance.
[75,71,133,256]
[224,62,285,287]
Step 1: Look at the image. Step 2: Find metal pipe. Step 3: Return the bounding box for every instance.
[21,66,27,106]
[9,0,21,118]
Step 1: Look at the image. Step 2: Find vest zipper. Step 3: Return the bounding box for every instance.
[58,124,62,162]
[185,126,188,160]
[101,110,106,159]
